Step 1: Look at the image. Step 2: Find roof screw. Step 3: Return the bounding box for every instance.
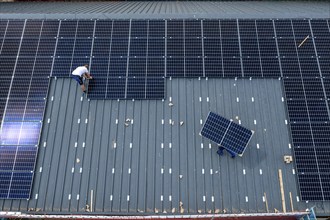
[76,158,80,163]
[180,121,184,126]
[169,102,174,107]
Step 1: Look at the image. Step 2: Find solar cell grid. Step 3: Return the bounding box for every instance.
[274,20,294,38]
[0,20,8,37]
[223,58,242,77]
[126,77,146,99]
[238,20,257,39]
[185,38,202,57]
[147,58,165,77]
[277,38,297,56]
[37,38,56,56]
[296,39,316,57]
[310,20,330,38]
[148,20,165,38]
[90,58,109,76]
[94,20,112,38]
[292,20,312,39]
[167,20,183,38]
[294,147,319,173]
[108,57,127,77]
[19,38,39,56]
[106,77,126,99]
[9,172,33,199]
[40,20,59,38]
[204,57,223,77]
[242,57,262,77]
[87,76,107,99]
[261,57,281,77]
[185,57,203,77]
[166,57,184,77]
[299,174,323,201]
[58,20,77,38]
[112,20,129,39]
[220,20,238,38]
[221,38,240,57]
[299,58,320,77]
[109,38,128,57]
[130,20,147,38]
[203,20,220,38]
[23,20,42,38]
[129,38,147,57]
[1,38,21,56]
[128,57,147,77]
[52,57,72,77]
[73,38,92,57]
[280,57,301,77]
[55,38,75,57]
[240,38,259,57]
[5,20,24,38]
[258,39,278,57]
[146,77,165,99]
[203,38,221,57]
[76,20,94,38]
[319,58,330,77]
[147,38,165,57]
[314,38,330,57]
[307,99,330,122]
[302,78,325,100]
[167,38,184,57]
[185,20,201,38]
[256,20,275,38]
[92,38,111,57]
[13,146,37,171]
[286,99,309,122]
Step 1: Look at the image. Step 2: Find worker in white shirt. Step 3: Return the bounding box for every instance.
[71,64,93,93]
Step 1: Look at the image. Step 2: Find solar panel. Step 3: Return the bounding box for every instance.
[200,112,254,156]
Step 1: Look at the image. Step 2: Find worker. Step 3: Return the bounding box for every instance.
[71,64,93,93]
[217,146,236,158]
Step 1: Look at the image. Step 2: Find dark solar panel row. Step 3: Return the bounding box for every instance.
[0,18,330,200]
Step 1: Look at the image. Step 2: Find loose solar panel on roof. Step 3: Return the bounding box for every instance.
[0,18,330,201]
[200,112,254,156]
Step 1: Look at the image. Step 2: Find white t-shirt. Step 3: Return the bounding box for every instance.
[72,66,89,77]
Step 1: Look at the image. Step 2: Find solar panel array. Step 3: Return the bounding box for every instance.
[200,112,253,156]
[0,19,330,200]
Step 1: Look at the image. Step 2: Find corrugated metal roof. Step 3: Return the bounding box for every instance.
[0,77,325,215]
[0,1,329,19]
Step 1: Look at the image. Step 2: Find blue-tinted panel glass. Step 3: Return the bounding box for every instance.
[0,146,16,170]
[131,20,147,38]
[37,38,56,56]
[73,38,92,57]
[223,57,242,77]
[307,99,329,122]
[185,20,201,38]
[314,38,330,57]
[15,57,34,76]
[239,20,257,39]
[203,38,221,57]
[24,99,46,120]
[1,38,20,56]
[10,81,30,100]
[56,38,74,57]
[0,172,11,198]
[0,78,11,97]
[185,58,203,77]
[9,172,33,199]
[128,57,146,77]
[52,57,72,77]
[275,20,294,38]
[76,20,94,38]
[24,20,42,38]
[185,38,202,57]
[0,20,8,38]
[205,57,222,77]
[299,58,320,77]
[40,20,59,38]
[167,38,184,57]
[203,20,220,38]
[148,38,165,57]
[14,146,37,171]
[92,38,111,57]
[299,174,323,201]
[256,20,275,38]
[90,58,109,77]
[167,20,183,38]
[290,123,314,146]
[242,58,262,77]
[222,38,240,57]
[5,20,24,38]
[148,20,165,38]
[310,20,330,38]
[112,20,129,39]
[220,20,238,38]
[126,77,146,99]
[58,20,77,38]
[166,57,184,77]
[147,58,164,77]
[146,77,165,99]
[106,77,126,99]
[94,20,112,38]
[294,147,319,173]
[109,57,127,77]
[33,57,53,75]
[87,76,107,99]
[19,38,39,56]
[130,38,147,57]
[3,99,25,121]
[292,20,312,39]
[29,78,49,100]
[1,57,16,77]
[110,38,128,57]
[319,57,330,77]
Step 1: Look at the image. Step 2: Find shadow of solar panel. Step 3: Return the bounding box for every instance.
[185,20,201,38]
[205,57,223,77]
[242,57,262,77]
[292,20,312,39]
[56,38,75,57]
[1,38,20,56]
[58,20,77,38]
[166,57,184,77]
[167,38,184,57]
[94,20,112,38]
[5,20,24,38]
[277,38,297,56]
[24,20,42,38]
[76,20,94,38]
[128,57,146,77]
[274,20,294,38]
[310,20,330,38]
[130,38,147,57]
[258,39,278,56]
[261,57,281,77]
[40,20,59,38]
[146,77,165,99]
[20,38,39,56]
[92,38,111,57]
[220,20,238,38]
[223,57,242,77]
[52,57,72,77]
[110,38,128,57]
[185,57,203,77]
[8,172,33,199]
[106,77,126,99]
[280,57,300,77]
[294,147,319,173]
[109,57,127,77]
[222,38,240,57]
[126,77,146,99]
[147,58,164,77]
[314,38,330,57]
[203,20,220,38]
[131,20,147,38]
[149,20,165,38]
[112,20,129,39]
[37,38,56,56]
[240,38,259,57]
[73,38,92,57]
[148,38,165,57]
[87,77,107,99]
[185,38,202,57]
[167,20,183,38]
[299,174,323,201]
[256,20,275,38]
[203,38,221,57]
[239,20,257,39]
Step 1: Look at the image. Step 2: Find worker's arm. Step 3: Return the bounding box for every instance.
[83,72,93,79]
